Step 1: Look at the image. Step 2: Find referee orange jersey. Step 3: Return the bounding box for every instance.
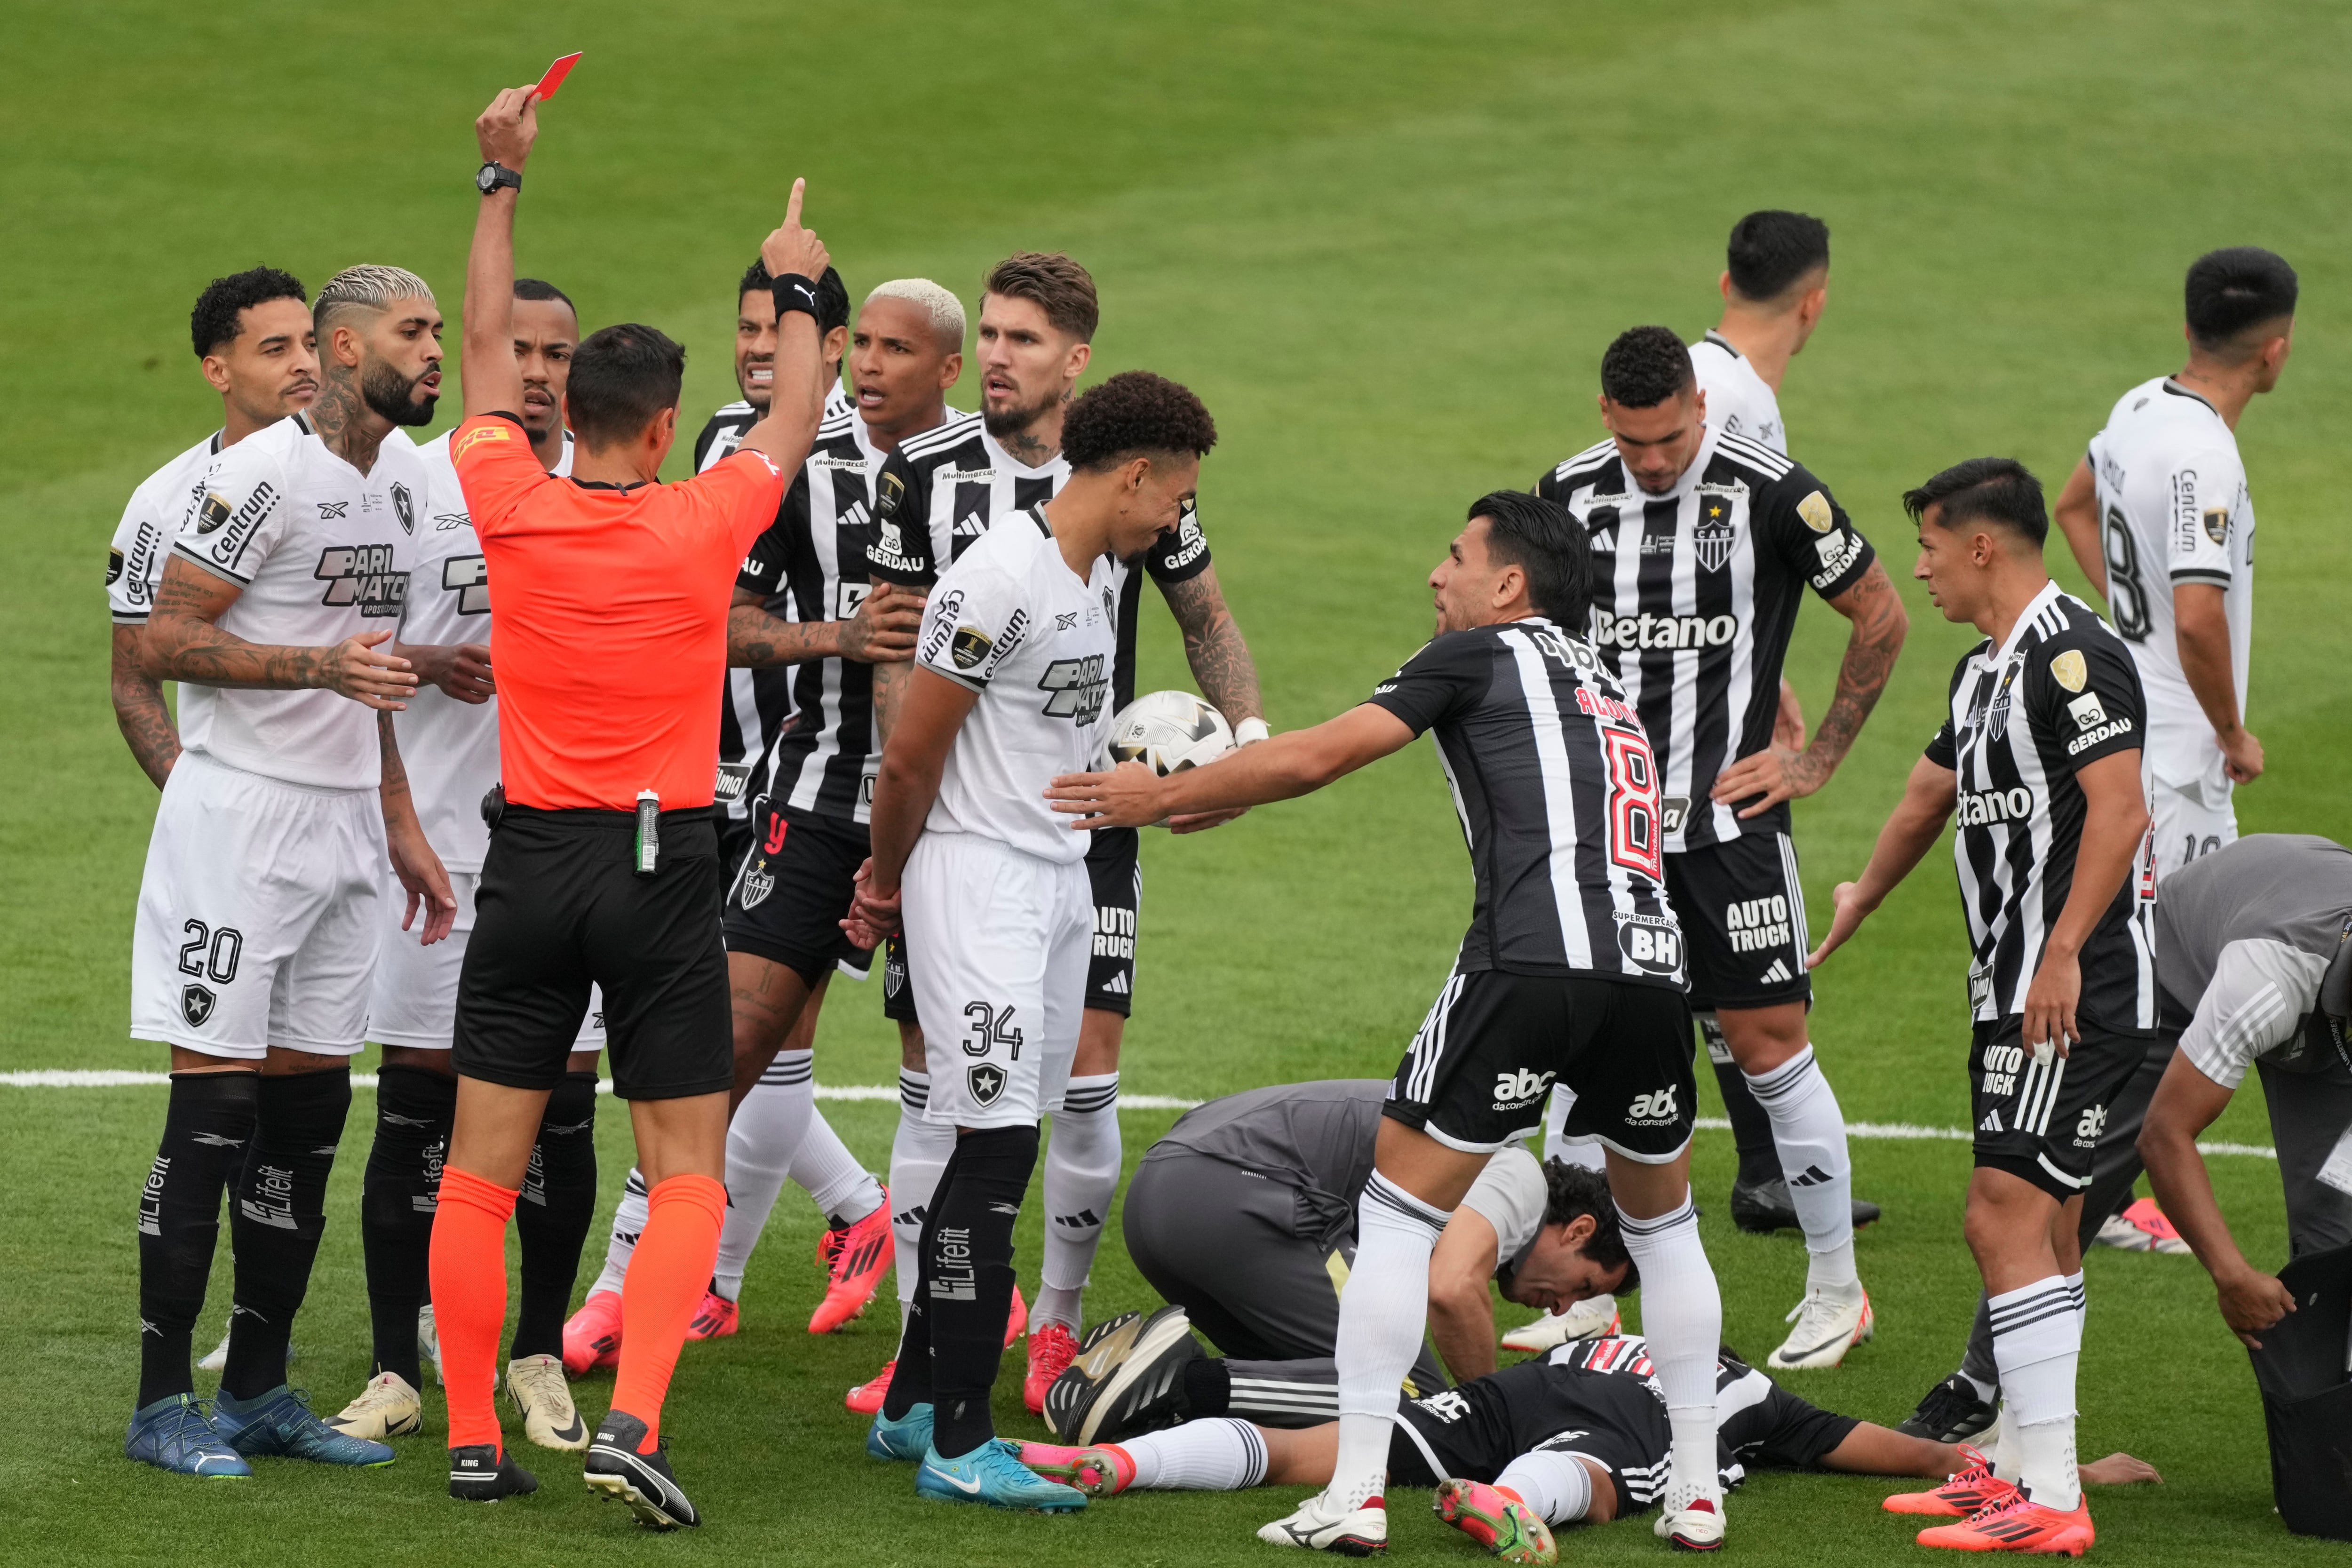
[450,413,786,811]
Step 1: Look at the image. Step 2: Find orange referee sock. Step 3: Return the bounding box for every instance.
[611,1173,727,1449]
[429,1164,518,1451]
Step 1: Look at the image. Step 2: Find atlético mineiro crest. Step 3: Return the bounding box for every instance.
[967,1062,1007,1107]
[181,984,216,1027]
[739,861,774,910]
[391,482,415,536]
[1692,494,1738,573]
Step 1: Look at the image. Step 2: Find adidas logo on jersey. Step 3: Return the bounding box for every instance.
[953,511,988,538]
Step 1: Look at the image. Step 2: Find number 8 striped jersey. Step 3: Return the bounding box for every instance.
[1365,617,1685,986]
[1925,582,2157,1033]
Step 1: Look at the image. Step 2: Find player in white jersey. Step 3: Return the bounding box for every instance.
[111,270,321,795]
[326,279,608,1452]
[2054,247,2296,882]
[847,372,1220,1512]
[125,265,456,1479]
[1685,210,1829,457]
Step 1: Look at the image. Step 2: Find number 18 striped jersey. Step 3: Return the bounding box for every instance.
[1365,617,1685,986]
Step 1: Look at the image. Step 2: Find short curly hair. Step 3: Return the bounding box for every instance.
[190,267,307,358]
[1599,325,1695,409]
[1541,1158,1634,1281]
[1061,371,1217,472]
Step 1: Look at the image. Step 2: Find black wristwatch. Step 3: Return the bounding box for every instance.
[476,161,522,197]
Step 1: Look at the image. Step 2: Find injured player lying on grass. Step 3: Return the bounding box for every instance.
[1020,1325,2156,1562]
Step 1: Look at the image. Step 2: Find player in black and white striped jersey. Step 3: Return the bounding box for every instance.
[566,274,937,1363]
[695,259,855,858]
[858,252,1265,1415]
[1536,326,1909,1372]
[1809,459,2153,1554]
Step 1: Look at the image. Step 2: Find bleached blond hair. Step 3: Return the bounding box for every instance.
[313,264,437,336]
[864,279,965,352]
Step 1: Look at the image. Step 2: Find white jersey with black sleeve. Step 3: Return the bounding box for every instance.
[1536,426,1875,853]
[913,507,1119,864]
[110,432,222,625]
[391,427,571,872]
[1688,331,1786,454]
[170,413,424,790]
[2085,375,2254,790]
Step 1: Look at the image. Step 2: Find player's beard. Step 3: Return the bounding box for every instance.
[982,387,1058,443]
[361,358,439,428]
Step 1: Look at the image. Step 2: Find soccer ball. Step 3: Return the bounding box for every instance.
[1104,690,1234,776]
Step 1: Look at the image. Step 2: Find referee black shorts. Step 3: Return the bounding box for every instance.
[722,797,872,989]
[1665,833,1812,1012]
[881,825,1141,1025]
[1383,968,1695,1159]
[455,804,731,1101]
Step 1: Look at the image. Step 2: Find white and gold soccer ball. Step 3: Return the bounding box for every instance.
[1104,690,1234,777]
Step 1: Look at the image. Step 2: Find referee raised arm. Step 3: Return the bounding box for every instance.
[424,83,832,1527]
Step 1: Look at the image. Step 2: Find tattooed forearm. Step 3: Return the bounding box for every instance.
[1160,567,1263,723]
[378,710,416,823]
[872,659,911,743]
[1796,560,1908,786]
[143,558,326,689]
[111,625,181,789]
[728,603,839,667]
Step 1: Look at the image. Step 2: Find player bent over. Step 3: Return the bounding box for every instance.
[844,371,1220,1511]
[427,85,832,1526]
[1050,493,1729,1551]
[129,265,455,1474]
[329,278,605,1452]
[1810,460,2156,1555]
[1017,1333,2156,1564]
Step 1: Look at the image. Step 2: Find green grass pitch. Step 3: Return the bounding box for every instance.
[6,1,2351,1562]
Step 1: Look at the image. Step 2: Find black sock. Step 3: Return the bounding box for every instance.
[137,1072,260,1409]
[880,1138,969,1421]
[222,1067,352,1401]
[513,1071,598,1361]
[1182,1356,1230,1418]
[361,1065,454,1389]
[1703,1015,1780,1187]
[928,1125,1040,1458]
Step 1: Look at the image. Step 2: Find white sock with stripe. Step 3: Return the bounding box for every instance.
[791,1103,884,1225]
[1039,1073,1121,1332]
[711,1052,813,1301]
[888,1071,956,1322]
[1616,1193,1722,1501]
[1120,1418,1268,1489]
[1989,1276,2081,1511]
[1741,1045,1859,1295]
[1495,1448,1595,1525]
[1330,1171,1451,1510]
[589,1168,648,1297]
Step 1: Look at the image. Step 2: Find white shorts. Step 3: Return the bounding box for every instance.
[369,868,606,1052]
[131,751,383,1059]
[2149,773,2236,884]
[904,832,1092,1130]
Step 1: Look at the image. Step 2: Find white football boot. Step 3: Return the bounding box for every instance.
[1259,1489,1388,1553]
[326,1370,422,1439]
[417,1303,444,1384]
[1654,1480,1726,1551]
[1766,1285,1874,1370]
[197,1329,231,1373]
[1499,1293,1621,1354]
[506,1353,589,1450]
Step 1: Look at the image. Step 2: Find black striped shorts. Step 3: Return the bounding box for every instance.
[1968,1017,2149,1200]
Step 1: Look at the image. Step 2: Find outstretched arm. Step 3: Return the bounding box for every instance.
[727,583,920,668]
[144,557,416,707]
[463,87,538,420]
[1047,703,1415,830]
[1805,754,1956,969]
[734,184,831,477]
[1712,558,1907,817]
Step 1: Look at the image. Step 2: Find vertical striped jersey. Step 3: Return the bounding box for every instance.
[1925,582,2157,1032]
[1535,427,1876,852]
[1364,617,1684,985]
[859,411,1215,718]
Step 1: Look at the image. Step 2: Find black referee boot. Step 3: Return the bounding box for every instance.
[1729,1175,1883,1235]
[449,1443,539,1502]
[585,1411,699,1529]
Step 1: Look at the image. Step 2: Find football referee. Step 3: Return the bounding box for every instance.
[424,85,833,1528]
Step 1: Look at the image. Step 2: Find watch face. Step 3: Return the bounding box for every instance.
[477,165,497,192]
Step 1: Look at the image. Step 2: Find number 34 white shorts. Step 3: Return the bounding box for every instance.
[904,831,1093,1130]
[130,751,385,1059]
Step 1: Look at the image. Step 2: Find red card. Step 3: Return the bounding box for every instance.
[535,52,582,101]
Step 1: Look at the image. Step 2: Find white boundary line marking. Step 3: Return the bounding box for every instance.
[0,1070,2278,1158]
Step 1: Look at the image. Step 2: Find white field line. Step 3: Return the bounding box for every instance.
[0,1070,2278,1159]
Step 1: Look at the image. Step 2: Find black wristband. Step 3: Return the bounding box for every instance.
[771,274,820,323]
